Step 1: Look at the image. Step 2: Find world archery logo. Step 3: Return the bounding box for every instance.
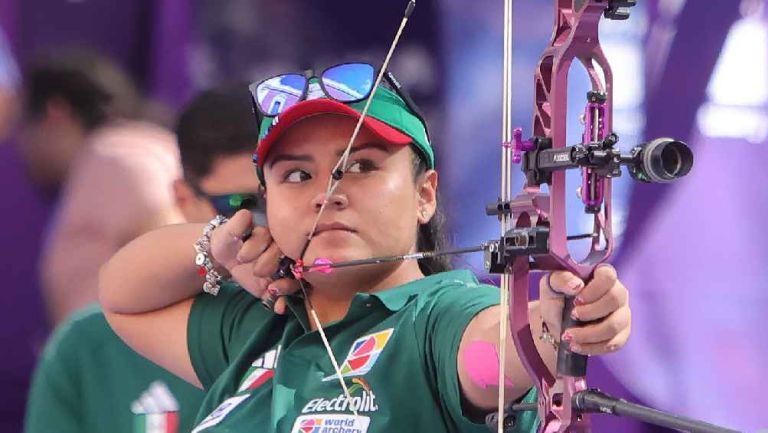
[291,414,371,433]
[322,328,393,381]
[298,417,324,433]
[237,345,281,392]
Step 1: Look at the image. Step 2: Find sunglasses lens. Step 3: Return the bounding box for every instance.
[254,74,306,116]
[208,195,237,217]
[209,193,265,218]
[322,63,375,102]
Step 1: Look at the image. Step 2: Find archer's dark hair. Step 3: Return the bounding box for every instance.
[24,48,140,130]
[412,150,452,275]
[176,84,262,183]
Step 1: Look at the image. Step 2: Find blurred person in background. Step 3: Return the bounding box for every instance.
[0,27,19,142]
[19,49,185,325]
[25,84,263,433]
[0,25,52,433]
[170,85,265,225]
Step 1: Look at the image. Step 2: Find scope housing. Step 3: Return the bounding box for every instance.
[628,138,693,183]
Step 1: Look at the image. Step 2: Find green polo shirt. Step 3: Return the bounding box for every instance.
[24,305,205,433]
[187,270,538,433]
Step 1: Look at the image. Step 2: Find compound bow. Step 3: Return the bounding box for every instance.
[269,1,742,432]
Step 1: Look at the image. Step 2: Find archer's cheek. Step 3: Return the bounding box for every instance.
[260,212,300,260]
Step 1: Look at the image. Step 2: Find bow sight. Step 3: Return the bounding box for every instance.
[484,89,693,271]
[513,91,694,213]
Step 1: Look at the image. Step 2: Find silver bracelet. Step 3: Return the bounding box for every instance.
[194,215,229,296]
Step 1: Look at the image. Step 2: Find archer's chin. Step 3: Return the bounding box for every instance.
[303,239,368,265]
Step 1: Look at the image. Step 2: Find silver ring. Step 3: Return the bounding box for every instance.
[261,292,277,311]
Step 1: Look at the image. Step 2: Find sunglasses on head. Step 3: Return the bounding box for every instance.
[249,62,427,132]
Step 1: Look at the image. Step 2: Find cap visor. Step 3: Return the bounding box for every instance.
[257,99,412,166]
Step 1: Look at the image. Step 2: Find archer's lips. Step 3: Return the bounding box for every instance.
[312,222,356,236]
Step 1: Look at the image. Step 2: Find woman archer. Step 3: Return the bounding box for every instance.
[99,63,631,433]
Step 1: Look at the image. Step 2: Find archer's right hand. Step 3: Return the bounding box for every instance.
[209,209,300,314]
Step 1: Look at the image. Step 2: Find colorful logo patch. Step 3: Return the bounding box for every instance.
[237,345,281,392]
[298,417,324,433]
[322,329,393,381]
[291,414,370,433]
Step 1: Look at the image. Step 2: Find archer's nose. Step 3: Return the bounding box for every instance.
[312,191,348,212]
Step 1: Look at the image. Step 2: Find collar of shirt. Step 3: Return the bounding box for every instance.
[370,269,478,311]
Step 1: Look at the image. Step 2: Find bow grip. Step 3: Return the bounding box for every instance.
[557,296,588,377]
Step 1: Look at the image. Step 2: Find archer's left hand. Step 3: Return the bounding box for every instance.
[540,264,631,356]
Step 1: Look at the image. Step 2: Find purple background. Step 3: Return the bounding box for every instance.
[1,1,763,432]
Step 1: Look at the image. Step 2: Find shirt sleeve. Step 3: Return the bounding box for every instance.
[24,317,84,433]
[187,283,274,389]
[414,280,539,433]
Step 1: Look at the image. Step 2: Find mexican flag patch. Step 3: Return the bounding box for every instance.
[237,345,281,392]
[134,412,179,433]
[131,381,181,433]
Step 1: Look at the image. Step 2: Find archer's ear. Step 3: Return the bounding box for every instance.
[172,179,199,214]
[417,169,438,224]
[174,179,215,222]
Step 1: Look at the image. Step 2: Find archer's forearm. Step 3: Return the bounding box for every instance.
[459,300,558,411]
[515,300,559,384]
[99,223,207,314]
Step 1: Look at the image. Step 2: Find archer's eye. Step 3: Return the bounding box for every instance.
[346,159,378,174]
[284,169,312,183]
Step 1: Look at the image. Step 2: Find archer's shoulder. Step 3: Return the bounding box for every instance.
[371,270,498,313]
[409,270,500,310]
[423,269,499,294]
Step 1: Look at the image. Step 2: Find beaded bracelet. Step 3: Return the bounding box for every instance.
[194,215,229,296]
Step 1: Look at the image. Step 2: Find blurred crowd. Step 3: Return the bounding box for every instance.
[0,27,269,433]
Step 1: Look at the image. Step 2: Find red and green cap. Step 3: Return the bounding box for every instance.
[253,84,433,183]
